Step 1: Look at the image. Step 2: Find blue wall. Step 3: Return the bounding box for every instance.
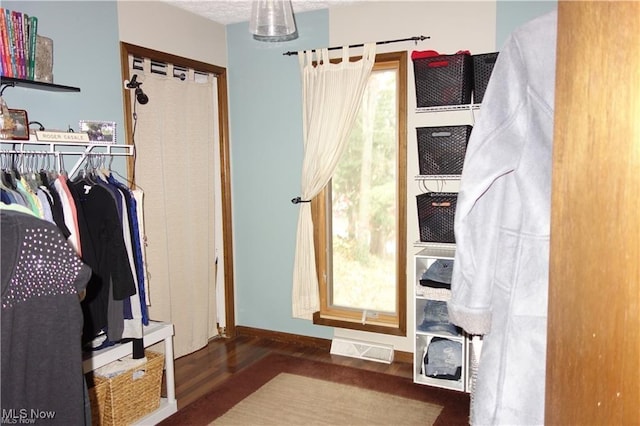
[226,4,559,339]
[2,1,124,138]
[3,1,557,342]
[227,10,333,338]
[2,1,126,173]
[496,1,558,48]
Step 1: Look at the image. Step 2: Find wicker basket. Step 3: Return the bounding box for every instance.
[93,351,164,426]
[472,52,499,104]
[412,51,473,107]
[87,376,109,426]
[417,125,472,175]
[416,192,457,243]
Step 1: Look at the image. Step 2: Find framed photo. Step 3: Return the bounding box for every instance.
[79,120,116,144]
[6,109,30,140]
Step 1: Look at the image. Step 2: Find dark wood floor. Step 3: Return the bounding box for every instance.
[168,333,414,410]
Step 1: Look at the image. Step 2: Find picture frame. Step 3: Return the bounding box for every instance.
[79,120,117,144]
[6,109,30,140]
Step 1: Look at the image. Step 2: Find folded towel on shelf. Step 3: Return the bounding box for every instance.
[420,259,454,289]
[94,354,148,379]
[418,299,459,336]
[423,337,462,380]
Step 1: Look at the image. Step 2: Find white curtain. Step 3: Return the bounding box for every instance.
[292,44,376,319]
[131,59,218,358]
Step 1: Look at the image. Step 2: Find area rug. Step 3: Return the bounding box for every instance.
[212,372,442,425]
[159,353,470,425]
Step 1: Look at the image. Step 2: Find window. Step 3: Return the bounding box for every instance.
[312,51,407,335]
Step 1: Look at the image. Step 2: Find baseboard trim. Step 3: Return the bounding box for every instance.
[393,350,413,364]
[235,326,331,350]
[234,326,413,364]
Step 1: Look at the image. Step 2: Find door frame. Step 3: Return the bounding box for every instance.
[119,42,236,338]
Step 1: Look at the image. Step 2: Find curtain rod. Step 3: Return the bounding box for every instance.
[282,35,430,56]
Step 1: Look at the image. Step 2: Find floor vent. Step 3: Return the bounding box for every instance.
[330,337,394,364]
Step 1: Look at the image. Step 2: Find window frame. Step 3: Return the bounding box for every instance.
[311,51,407,336]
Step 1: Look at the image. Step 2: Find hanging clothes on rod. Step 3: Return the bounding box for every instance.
[70,161,138,346]
[71,154,149,345]
[0,141,150,356]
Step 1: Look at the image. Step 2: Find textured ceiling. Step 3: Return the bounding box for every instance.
[163,0,356,25]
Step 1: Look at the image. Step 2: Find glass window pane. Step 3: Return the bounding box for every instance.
[330,68,397,313]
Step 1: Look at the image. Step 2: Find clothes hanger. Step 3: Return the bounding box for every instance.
[6,156,18,190]
[88,154,105,184]
[23,153,41,192]
[104,153,142,191]
[58,153,68,178]
[39,153,53,186]
[10,152,24,189]
[95,154,110,182]
[73,157,94,186]
[0,153,11,191]
[34,153,45,186]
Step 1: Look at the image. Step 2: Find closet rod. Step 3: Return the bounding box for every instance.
[0,139,134,150]
[0,151,133,176]
[67,152,134,177]
[0,140,135,178]
[282,35,429,56]
[0,150,133,156]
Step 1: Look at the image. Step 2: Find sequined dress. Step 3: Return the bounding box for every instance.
[1,209,91,424]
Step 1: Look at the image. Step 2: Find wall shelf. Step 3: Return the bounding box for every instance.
[415,174,461,181]
[414,250,468,392]
[0,138,134,177]
[413,242,456,253]
[416,104,480,114]
[1,76,81,93]
[82,321,178,425]
[412,103,464,390]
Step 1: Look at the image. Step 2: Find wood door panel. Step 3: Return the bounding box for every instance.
[547,2,640,425]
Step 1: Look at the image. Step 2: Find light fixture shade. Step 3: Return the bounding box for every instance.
[249,0,298,42]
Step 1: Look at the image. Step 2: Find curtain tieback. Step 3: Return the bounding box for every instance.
[291,197,311,204]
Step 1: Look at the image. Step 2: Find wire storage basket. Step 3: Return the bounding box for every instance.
[417,125,472,176]
[416,192,458,243]
[412,51,473,107]
[92,351,164,426]
[472,52,499,104]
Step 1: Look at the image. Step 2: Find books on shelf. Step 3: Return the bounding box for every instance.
[27,15,37,80]
[0,8,40,80]
[0,10,9,76]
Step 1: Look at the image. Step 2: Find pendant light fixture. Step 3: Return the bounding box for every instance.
[249,0,298,42]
